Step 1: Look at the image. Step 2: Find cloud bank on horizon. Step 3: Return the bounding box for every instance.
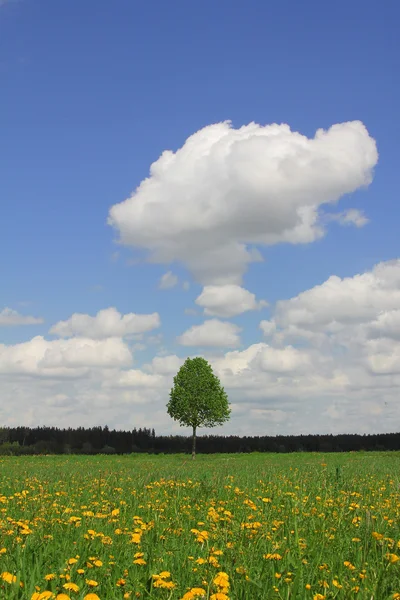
[3,119,398,438]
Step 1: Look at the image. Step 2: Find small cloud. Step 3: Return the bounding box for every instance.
[0,307,43,327]
[182,281,190,291]
[50,307,160,339]
[184,308,198,316]
[158,271,178,290]
[326,208,369,228]
[196,284,268,318]
[178,319,241,348]
[147,333,164,345]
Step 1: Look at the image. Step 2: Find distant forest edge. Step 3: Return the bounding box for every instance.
[0,425,400,454]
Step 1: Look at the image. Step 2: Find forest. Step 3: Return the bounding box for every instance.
[0,425,399,454]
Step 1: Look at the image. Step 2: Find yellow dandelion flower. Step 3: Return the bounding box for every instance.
[84,595,101,600]
[85,579,98,587]
[63,582,79,592]
[158,571,171,579]
[1,571,23,587]
[213,572,229,587]
[45,574,56,581]
[154,580,176,589]
[387,553,400,564]
[130,533,141,544]
[182,588,206,599]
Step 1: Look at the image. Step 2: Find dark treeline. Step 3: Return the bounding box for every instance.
[0,425,400,454]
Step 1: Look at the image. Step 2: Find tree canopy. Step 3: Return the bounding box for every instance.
[167,356,231,458]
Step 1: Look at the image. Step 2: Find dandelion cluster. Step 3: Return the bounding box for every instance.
[0,452,400,598]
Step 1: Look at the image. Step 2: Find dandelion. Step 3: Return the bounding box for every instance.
[93,560,103,567]
[181,588,207,600]
[1,571,23,587]
[63,582,79,592]
[386,553,400,564]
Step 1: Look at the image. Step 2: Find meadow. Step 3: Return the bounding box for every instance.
[0,452,400,600]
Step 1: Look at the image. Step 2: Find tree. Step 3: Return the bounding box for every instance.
[167,357,231,459]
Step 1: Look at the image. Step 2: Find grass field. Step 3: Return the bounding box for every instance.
[1,452,400,600]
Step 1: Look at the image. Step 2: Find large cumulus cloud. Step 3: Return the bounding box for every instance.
[108,120,377,284]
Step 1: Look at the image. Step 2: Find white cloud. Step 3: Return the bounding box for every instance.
[0,336,132,377]
[366,309,400,341]
[178,319,241,347]
[102,369,164,389]
[108,120,377,284]
[50,307,160,339]
[196,284,267,317]
[327,208,369,228]
[148,354,183,375]
[256,259,400,426]
[366,339,400,375]
[0,307,43,326]
[264,260,400,336]
[158,271,178,289]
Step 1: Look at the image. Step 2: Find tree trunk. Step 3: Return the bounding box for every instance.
[192,425,197,460]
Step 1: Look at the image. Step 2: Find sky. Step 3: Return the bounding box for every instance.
[1,0,400,437]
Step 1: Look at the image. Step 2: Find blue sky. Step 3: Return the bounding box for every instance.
[1,0,400,436]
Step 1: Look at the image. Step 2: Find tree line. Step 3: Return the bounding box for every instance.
[1,425,399,455]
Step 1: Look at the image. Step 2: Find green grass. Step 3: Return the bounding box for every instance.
[1,452,400,599]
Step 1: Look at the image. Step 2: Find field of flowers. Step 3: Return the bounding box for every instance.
[1,452,400,600]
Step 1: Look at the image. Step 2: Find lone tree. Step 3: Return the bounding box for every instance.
[167,356,231,459]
